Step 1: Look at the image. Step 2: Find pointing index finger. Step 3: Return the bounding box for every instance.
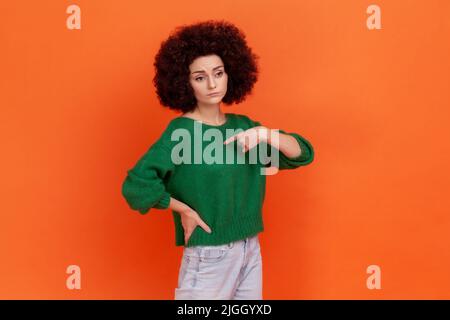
[223,134,238,145]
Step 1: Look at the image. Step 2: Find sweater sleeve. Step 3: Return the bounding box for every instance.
[274,129,314,170]
[248,116,315,170]
[121,142,174,214]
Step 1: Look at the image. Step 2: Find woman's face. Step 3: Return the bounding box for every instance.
[188,54,228,106]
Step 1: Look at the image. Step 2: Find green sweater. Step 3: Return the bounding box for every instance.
[121,113,314,247]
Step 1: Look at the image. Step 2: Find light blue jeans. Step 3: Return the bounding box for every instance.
[174,234,263,300]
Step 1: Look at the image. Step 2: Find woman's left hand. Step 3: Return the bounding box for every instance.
[223,126,271,153]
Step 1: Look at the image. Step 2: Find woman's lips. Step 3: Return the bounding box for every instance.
[207,92,221,96]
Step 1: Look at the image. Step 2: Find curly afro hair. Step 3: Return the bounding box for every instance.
[152,20,259,113]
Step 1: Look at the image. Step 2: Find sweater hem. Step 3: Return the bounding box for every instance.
[173,212,264,247]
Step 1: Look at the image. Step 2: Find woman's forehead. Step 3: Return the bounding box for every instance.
[189,54,224,72]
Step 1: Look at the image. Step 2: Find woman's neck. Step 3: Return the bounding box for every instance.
[183,105,226,125]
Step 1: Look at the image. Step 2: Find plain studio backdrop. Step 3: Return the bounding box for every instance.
[0,0,449,299]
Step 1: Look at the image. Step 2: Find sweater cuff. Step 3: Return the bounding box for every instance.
[287,135,310,161]
[277,133,314,168]
[154,191,171,209]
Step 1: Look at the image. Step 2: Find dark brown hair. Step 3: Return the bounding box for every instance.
[153,20,259,112]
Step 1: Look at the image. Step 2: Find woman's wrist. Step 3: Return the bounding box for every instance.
[255,126,279,144]
[169,197,191,214]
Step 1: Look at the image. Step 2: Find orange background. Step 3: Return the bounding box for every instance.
[1,0,449,299]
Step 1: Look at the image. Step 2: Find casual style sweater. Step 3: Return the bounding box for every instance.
[121,113,314,247]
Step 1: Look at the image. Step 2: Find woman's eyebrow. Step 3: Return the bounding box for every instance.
[191,65,224,74]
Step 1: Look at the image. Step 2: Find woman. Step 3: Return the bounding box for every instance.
[121,20,314,300]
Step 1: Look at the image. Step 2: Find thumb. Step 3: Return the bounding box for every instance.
[196,218,212,234]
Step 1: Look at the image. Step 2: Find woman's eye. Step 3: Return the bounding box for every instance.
[195,72,223,81]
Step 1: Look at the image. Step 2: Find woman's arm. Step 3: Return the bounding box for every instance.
[168,196,212,244]
[223,125,302,159]
[256,127,302,159]
[223,120,314,170]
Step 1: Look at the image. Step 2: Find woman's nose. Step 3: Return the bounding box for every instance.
[208,77,217,89]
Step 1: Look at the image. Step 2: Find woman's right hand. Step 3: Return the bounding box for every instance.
[168,197,212,244]
[179,207,212,244]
